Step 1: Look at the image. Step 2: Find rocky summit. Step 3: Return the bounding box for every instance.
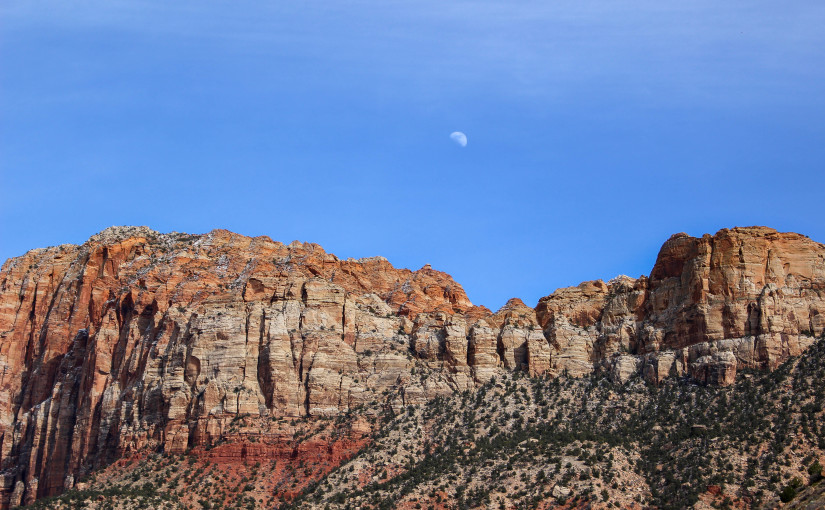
[0,226,823,509]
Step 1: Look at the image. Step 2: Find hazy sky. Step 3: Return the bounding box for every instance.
[2,1,824,310]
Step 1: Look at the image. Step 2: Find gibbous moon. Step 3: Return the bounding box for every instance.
[450,131,468,147]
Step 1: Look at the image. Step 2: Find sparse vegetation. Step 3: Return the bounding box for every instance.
[22,336,825,509]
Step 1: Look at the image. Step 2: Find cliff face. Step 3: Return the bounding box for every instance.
[535,227,825,385]
[0,226,823,507]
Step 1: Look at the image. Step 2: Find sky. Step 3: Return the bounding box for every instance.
[1,1,824,310]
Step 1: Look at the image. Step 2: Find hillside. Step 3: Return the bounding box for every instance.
[20,334,825,509]
[0,225,823,508]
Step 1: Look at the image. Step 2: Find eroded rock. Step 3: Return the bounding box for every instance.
[0,225,822,507]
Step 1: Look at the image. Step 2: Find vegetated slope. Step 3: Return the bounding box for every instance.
[1,225,824,508]
[288,334,825,510]
[17,412,379,510]
[20,334,825,510]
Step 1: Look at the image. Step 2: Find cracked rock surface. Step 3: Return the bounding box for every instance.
[0,225,823,507]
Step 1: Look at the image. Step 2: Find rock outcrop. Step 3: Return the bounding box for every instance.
[0,225,823,507]
[535,227,825,385]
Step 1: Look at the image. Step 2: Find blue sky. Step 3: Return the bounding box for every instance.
[2,1,824,310]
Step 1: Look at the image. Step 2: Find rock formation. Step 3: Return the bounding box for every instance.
[0,225,823,507]
[535,227,825,385]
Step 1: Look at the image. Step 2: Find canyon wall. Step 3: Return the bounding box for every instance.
[0,225,823,507]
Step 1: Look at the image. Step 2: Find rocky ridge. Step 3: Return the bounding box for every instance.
[0,225,823,507]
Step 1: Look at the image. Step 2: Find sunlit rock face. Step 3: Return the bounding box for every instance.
[0,225,823,507]
[537,227,825,385]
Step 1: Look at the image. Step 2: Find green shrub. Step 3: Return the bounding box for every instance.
[779,485,796,503]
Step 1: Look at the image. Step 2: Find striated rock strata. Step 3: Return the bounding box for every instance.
[0,225,823,507]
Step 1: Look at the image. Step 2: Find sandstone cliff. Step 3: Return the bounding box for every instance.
[0,225,823,507]
[535,227,825,385]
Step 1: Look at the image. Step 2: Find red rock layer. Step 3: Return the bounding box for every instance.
[0,225,823,507]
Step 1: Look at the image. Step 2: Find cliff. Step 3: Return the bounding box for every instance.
[0,225,823,507]
[538,227,825,385]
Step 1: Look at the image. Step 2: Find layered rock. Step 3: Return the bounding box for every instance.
[0,228,484,506]
[532,227,825,385]
[0,225,823,507]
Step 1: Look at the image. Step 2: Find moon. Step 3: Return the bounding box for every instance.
[450,131,468,147]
